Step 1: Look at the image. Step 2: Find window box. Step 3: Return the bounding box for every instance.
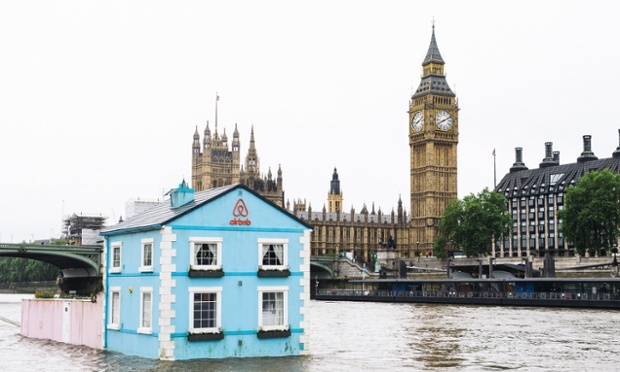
[188,331,224,342]
[189,268,224,278]
[257,268,290,277]
[257,329,291,339]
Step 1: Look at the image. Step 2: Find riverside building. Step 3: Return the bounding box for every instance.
[494,133,620,258]
[100,181,311,360]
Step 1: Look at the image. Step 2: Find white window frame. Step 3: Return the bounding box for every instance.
[139,238,154,272]
[138,287,153,334]
[189,237,223,271]
[188,286,222,334]
[257,238,289,271]
[110,242,122,273]
[107,286,121,330]
[257,286,289,331]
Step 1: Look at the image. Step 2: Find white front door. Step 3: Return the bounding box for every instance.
[62,301,71,343]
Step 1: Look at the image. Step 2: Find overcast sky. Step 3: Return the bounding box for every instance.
[1,1,619,243]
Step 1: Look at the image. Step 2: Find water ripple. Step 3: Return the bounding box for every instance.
[1,294,619,371]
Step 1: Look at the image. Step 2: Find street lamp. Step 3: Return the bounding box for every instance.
[416,241,419,256]
[362,263,366,293]
[315,275,319,295]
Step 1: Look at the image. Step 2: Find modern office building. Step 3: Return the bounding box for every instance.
[494,133,620,257]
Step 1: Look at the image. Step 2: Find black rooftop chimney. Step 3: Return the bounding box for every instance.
[613,129,620,158]
[577,135,598,163]
[510,147,528,173]
[540,142,559,168]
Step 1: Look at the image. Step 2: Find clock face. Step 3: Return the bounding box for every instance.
[436,110,452,131]
[411,112,423,132]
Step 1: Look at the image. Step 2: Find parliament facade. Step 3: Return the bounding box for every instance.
[191,123,284,207]
[189,26,459,262]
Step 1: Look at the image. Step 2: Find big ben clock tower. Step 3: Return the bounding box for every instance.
[409,24,458,255]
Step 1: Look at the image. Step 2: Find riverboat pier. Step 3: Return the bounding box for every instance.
[315,277,620,309]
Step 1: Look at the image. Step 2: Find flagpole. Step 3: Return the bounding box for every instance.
[215,93,219,130]
[493,149,497,188]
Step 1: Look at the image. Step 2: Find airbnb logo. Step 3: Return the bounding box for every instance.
[233,199,249,217]
[230,198,251,225]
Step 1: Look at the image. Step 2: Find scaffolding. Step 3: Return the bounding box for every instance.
[63,214,107,245]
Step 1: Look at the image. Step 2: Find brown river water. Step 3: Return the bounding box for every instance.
[1,294,618,371]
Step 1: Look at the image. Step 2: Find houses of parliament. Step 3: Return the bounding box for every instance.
[190,26,459,262]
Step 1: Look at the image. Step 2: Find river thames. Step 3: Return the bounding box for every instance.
[1,293,618,371]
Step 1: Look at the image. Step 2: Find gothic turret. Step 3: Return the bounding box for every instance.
[231,124,241,183]
[277,164,283,195]
[232,124,240,151]
[192,126,200,154]
[221,128,228,146]
[191,126,202,190]
[245,126,259,175]
[327,167,343,213]
[203,121,211,150]
[330,168,340,195]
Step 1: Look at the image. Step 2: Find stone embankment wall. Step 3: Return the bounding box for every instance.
[21,294,103,349]
[335,258,377,279]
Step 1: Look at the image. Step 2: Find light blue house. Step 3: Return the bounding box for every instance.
[100,182,311,360]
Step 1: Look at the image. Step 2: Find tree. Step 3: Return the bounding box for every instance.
[0,257,60,283]
[433,235,448,259]
[436,188,512,257]
[558,168,620,256]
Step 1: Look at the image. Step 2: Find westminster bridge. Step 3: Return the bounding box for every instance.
[0,243,363,281]
[0,243,103,295]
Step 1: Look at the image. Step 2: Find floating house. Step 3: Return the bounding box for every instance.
[100,182,311,360]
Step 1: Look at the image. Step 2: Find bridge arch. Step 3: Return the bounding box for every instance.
[0,243,102,276]
[310,260,334,278]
